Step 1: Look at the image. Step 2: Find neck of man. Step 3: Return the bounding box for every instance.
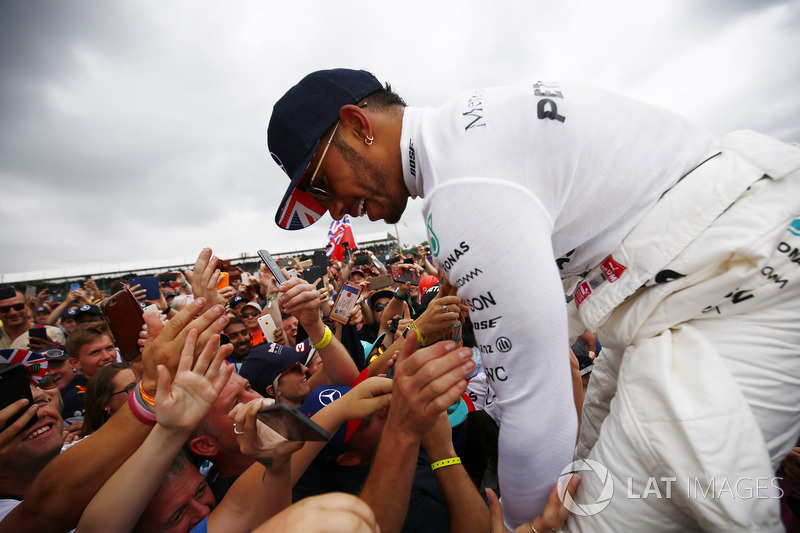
[277,392,303,409]
[213,451,256,479]
[3,318,32,343]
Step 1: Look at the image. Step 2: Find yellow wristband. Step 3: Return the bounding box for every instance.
[431,457,461,471]
[311,325,332,351]
[409,322,426,346]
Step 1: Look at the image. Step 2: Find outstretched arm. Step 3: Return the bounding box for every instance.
[280,277,358,386]
[422,412,490,533]
[359,340,474,533]
[77,329,232,533]
[0,293,230,533]
[211,377,393,533]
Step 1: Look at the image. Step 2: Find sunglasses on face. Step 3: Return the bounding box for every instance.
[373,303,387,312]
[36,373,58,391]
[0,303,25,313]
[241,312,260,318]
[279,361,305,378]
[298,121,340,205]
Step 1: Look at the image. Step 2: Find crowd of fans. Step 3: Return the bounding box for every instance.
[0,244,797,532]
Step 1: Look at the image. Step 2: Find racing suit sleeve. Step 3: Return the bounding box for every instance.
[424,179,578,528]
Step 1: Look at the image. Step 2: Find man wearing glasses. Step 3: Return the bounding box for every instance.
[0,288,65,351]
[267,69,800,531]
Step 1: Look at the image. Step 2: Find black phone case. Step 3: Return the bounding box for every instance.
[0,364,36,434]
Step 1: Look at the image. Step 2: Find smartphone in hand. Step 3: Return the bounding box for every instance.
[367,274,393,291]
[29,325,49,340]
[390,266,420,286]
[330,282,363,324]
[101,288,145,362]
[256,403,330,441]
[0,364,37,434]
[257,250,287,285]
[129,277,160,300]
[258,314,277,343]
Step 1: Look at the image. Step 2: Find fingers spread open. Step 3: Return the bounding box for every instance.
[156,297,208,342]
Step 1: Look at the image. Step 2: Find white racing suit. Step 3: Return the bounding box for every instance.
[569,131,800,532]
[401,81,718,528]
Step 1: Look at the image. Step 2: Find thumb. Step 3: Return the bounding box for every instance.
[143,311,164,341]
[397,330,418,365]
[486,489,509,533]
[154,364,171,406]
[441,276,455,297]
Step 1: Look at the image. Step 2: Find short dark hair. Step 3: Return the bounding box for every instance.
[65,321,113,358]
[225,317,246,329]
[359,82,407,112]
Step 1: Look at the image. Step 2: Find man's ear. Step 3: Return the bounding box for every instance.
[265,384,275,398]
[338,104,372,143]
[336,451,364,467]
[68,357,81,372]
[189,436,220,458]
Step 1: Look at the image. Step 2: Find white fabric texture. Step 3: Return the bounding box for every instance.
[400,81,716,528]
[569,131,800,532]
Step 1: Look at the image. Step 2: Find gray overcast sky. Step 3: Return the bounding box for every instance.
[1,0,798,278]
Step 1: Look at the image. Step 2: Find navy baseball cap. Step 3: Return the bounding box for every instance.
[75,304,103,317]
[240,340,313,396]
[268,69,383,231]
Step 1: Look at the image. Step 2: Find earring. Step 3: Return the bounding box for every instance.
[103,407,111,414]
[365,134,374,146]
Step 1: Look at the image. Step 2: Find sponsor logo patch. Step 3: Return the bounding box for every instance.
[574,281,592,309]
[599,256,626,283]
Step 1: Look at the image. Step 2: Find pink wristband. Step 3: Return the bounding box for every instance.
[128,386,157,426]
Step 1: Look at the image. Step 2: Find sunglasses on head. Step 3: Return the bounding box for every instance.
[42,349,66,360]
[0,303,25,313]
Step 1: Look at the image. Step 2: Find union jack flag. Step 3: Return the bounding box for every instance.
[327,215,357,262]
[277,189,327,230]
[0,349,48,386]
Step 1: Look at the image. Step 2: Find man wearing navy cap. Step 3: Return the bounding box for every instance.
[239,340,313,407]
[268,69,800,530]
[58,308,78,337]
